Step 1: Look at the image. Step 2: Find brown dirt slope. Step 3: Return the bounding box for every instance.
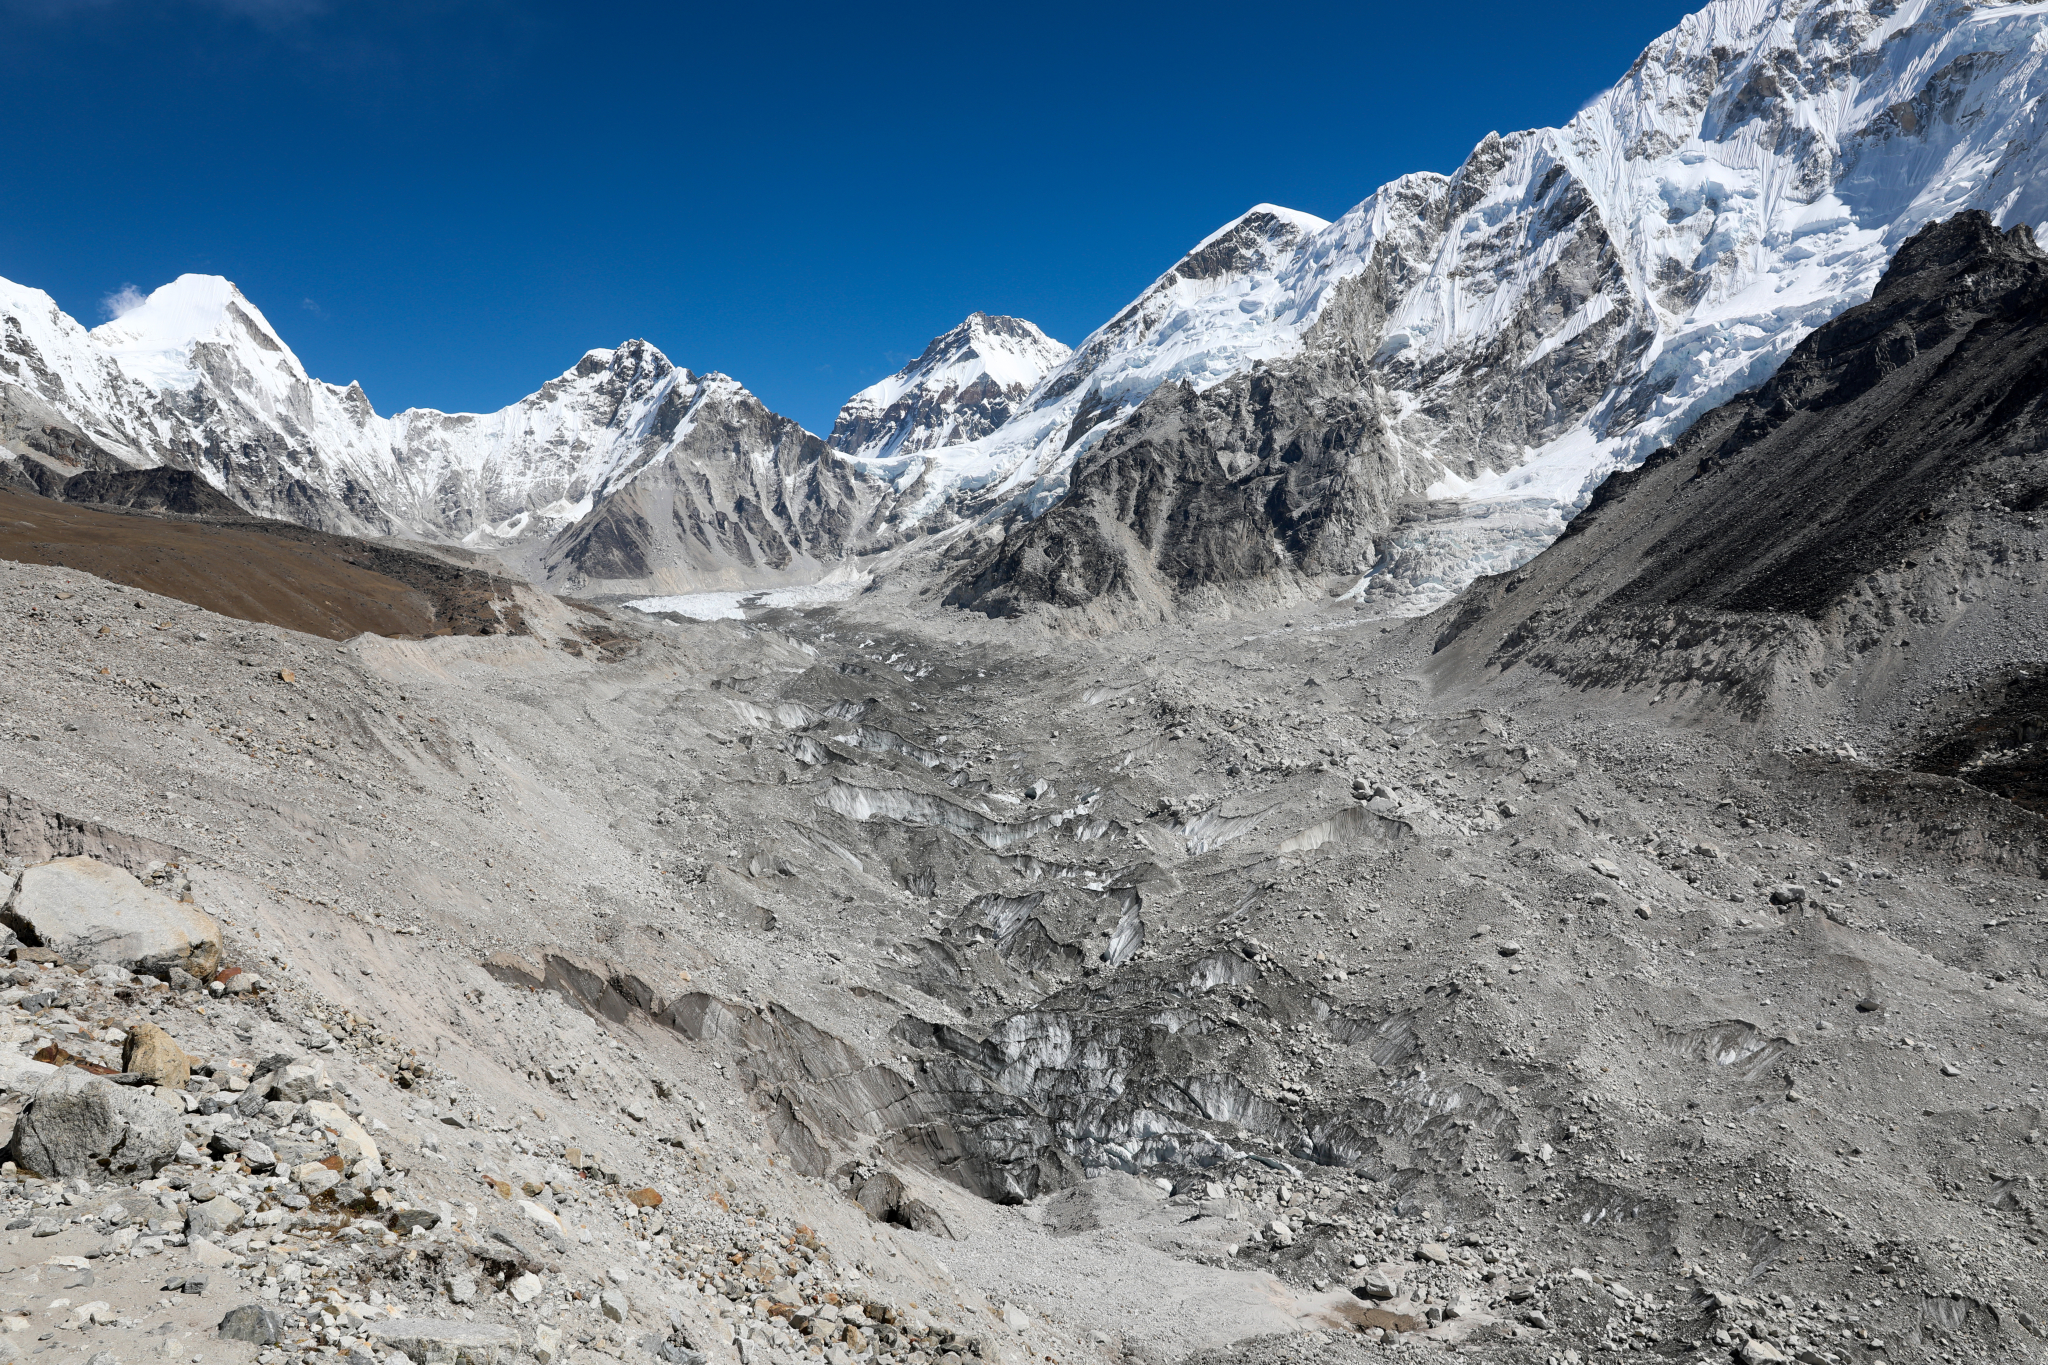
[0,487,525,640]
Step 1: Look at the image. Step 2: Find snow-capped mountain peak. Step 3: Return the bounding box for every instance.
[828,312,1069,467]
[90,274,309,392]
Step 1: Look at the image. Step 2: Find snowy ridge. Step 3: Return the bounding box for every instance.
[0,276,880,570]
[857,205,1333,520]
[887,0,2048,611]
[828,314,1069,466]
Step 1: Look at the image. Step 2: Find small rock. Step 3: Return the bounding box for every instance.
[293,1161,341,1197]
[509,1273,543,1304]
[1740,1339,1793,1365]
[1769,885,1808,906]
[189,1237,238,1268]
[186,1196,244,1239]
[218,1301,284,1342]
[623,1100,648,1122]
[447,1273,478,1305]
[627,1186,663,1209]
[1941,1063,1962,1077]
[532,1325,564,1365]
[1634,903,1654,921]
[1589,859,1624,881]
[391,1208,441,1235]
[601,1288,630,1323]
[1497,941,1523,958]
[302,1100,379,1171]
[1417,1242,1450,1265]
[363,1319,518,1365]
[120,1023,193,1088]
[1354,1274,1397,1301]
[1000,1305,1030,1332]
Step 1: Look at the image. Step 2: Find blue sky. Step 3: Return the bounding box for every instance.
[3,0,1703,433]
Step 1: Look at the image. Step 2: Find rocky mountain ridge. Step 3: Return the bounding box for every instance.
[940,0,2048,618]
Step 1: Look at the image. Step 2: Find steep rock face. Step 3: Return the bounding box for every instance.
[947,349,1401,621]
[526,374,889,596]
[828,314,1068,467]
[1429,211,2048,713]
[929,0,2048,616]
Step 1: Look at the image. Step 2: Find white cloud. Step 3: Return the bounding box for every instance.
[101,283,146,320]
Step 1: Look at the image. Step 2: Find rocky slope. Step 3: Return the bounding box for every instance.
[944,348,1396,623]
[1429,209,2048,724]
[514,369,893,598]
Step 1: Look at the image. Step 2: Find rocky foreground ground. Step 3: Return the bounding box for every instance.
[0,539,2043,1365]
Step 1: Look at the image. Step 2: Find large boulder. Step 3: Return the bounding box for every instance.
[6,1069,183,1181]
[1,857,222,981]
[362,1319,519,1365]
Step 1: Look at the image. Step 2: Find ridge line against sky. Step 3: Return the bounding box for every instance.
[3,0,1702,433]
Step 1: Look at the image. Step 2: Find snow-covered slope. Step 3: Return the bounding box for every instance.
[857,206,1333,522]
[0,276,887,590]
[909,0,2048,612]
[827,313,1068,466]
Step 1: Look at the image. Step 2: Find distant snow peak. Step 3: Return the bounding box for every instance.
[0,275,882,588]
[89,273,304,389]
[829,312,1069,466]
